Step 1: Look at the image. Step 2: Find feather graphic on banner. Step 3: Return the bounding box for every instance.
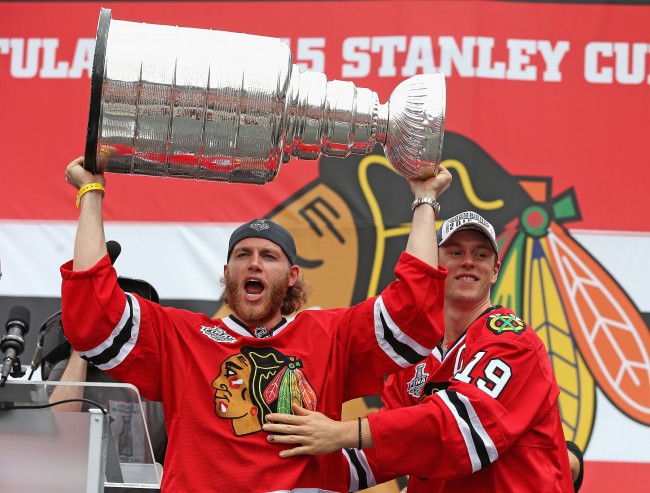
[547,221,650,425]
[493,203,596,448]
[493,184,650,453]
[493,213,595,448]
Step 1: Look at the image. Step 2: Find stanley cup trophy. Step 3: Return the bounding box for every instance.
[85,9,446,185]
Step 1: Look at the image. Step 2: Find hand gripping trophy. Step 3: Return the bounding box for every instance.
[85,9,446,185]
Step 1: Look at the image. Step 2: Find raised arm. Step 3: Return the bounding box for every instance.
[404,167,452,267]
[332,166,452,401]
[65,156,107,271]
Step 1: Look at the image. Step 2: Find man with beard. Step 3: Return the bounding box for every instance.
[60,154,452,492]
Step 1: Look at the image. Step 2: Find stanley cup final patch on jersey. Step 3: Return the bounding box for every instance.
[486,313,527,335]
[201,325,237,344]
[406,363,430,398]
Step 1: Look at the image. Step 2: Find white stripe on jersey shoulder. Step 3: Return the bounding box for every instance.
[78,293,141,370]
[374,295,431,368]
[343,448,377,492]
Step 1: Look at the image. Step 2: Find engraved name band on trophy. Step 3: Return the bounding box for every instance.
[85,8,446,185]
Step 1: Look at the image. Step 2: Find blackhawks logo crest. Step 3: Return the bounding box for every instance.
[486,313,527,335]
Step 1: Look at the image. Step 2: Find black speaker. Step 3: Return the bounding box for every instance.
[117,276,159,304]
[40,311,69,367]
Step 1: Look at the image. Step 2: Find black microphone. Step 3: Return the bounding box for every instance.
[28,330,45,379]
[107,240,122,265]
[0,305,31,386]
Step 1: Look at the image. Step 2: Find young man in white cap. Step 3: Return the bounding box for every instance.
[60,155,452,492]
[263,210,576,492]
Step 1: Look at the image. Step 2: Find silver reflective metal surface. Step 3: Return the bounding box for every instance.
[86,9,445,185]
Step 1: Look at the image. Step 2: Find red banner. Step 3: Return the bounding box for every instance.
[1,1,649,230]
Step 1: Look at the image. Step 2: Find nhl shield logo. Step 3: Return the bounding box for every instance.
[254,327,271,338]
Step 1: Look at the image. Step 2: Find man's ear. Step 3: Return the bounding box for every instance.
[288,265,300,286]
[491,260,501,286]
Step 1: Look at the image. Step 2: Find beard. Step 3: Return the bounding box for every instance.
[222,271,290,326]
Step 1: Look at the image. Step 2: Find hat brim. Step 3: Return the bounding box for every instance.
[438,222,499,256]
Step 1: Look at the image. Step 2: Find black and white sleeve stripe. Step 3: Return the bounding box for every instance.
[78,293,141,370]
[437,389,498,472]
[343,448,376,492]
[374,296,432,367]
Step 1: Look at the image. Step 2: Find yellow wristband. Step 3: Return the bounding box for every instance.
[76,183,105,208]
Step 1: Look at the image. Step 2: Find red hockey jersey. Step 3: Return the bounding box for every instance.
[61,251,446,492]
[345,306,573,493]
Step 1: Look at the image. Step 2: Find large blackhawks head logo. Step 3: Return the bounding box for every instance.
[212,131,650,451]
[211,347,316,436]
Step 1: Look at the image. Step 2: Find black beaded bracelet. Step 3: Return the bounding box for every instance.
[357,417,362,450]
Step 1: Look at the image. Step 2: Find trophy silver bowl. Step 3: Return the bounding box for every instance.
[85,9,446,185]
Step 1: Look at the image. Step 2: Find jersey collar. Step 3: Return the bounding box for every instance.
[226,315,289,339]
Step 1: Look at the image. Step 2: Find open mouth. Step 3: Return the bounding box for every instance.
[244,279,265,298]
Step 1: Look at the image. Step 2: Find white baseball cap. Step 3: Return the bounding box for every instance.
[437,211,499,256]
